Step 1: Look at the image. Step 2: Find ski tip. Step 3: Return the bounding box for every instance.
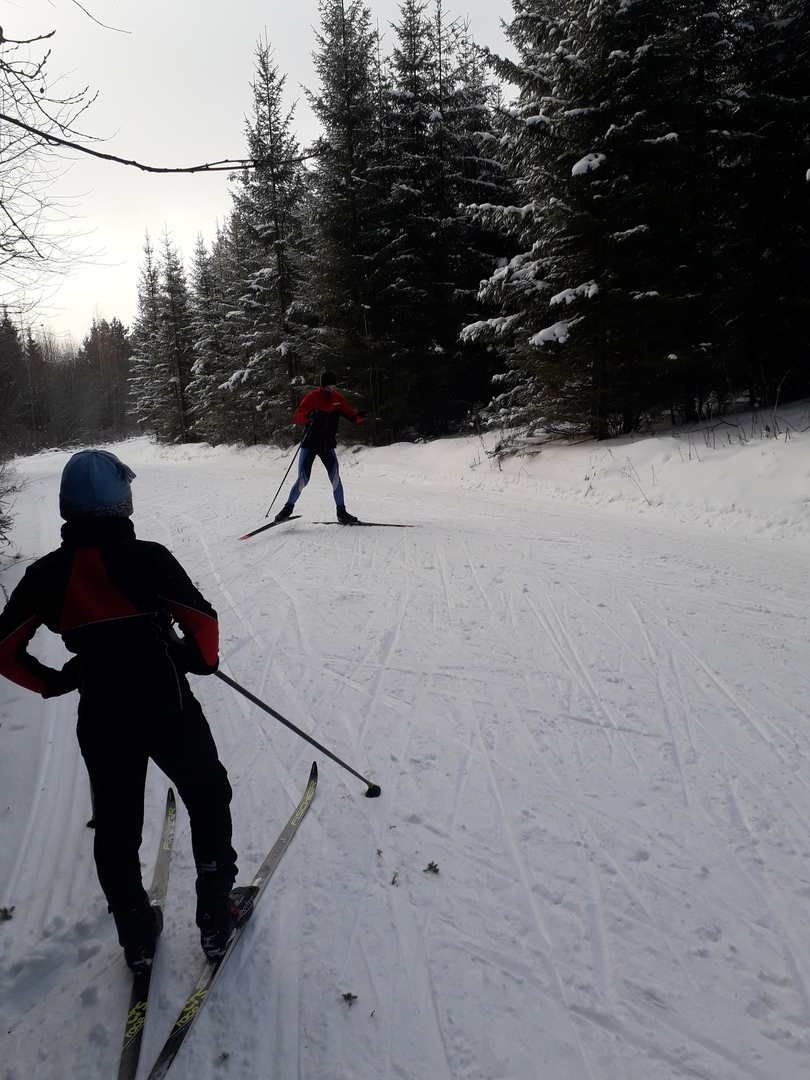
[365,783,382,799]
[310,761,318,781]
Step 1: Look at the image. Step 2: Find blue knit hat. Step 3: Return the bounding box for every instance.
[59,450,137,519]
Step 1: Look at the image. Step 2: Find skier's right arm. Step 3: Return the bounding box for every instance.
[294,391,320,426]
[0,566,72,696]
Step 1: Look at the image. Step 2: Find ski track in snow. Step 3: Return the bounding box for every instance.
[2,431,810,1079]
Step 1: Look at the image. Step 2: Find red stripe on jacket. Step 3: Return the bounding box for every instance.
[161,598,219,668]
[59,547,140,630]
[0,615,51,694]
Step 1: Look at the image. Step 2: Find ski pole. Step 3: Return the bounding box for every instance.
[265,421,312,518]
[214,670,382,798]
[264,452,297,518]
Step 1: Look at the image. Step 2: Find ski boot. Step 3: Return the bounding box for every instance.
[197,876,259,960]
[336,504,358,524]
[113,897,163,975]
[274,502,295,523]
[197,875,234,960]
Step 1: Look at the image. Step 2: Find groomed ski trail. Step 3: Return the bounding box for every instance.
[2,436,810,1079]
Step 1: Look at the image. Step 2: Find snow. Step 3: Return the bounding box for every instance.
[550,282,600,305]
[529,318,579,345]
[643,133,679,145]
[572,153,606,175]
[2,400,810,1080]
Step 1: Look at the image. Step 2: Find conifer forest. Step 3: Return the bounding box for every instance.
[2,0,808,457]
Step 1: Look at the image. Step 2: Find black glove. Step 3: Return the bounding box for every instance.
[175,639,219,676]
[42,656,82,698]
[166,627,219,676]
[356,411,367,421]
[306,409,319,421]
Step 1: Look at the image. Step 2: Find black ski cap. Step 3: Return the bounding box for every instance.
[320,371,337,388]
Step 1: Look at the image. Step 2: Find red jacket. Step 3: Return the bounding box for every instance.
[295,388,362,450]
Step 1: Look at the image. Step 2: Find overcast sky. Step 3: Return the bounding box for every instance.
[16,0,514,344]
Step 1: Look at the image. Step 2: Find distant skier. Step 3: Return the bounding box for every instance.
[274,371,366,524]
[0,450,241,974]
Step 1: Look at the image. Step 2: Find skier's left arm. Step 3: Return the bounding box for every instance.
[339,395,366,424]
[150,545,220,674]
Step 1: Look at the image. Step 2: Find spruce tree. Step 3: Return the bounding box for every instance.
[130,233,196,442]
[73,319,134,442]
[420,8,514,433]
[187,233,238,445]
[187,221,272,445]
[157,233,196,441]
[466,0,732,438]
[302,0,385,424]
[130,235,163,438]
[227,43,308,440]
[0,313,33,453]
[364,0,511,437]
[720,1,810,408]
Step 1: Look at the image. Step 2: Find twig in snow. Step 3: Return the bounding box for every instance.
[621,457,651,505]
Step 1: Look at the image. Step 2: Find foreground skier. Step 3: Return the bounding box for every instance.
[0,450,239,973]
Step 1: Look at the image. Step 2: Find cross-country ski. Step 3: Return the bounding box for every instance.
[117,789,177,1080]
[145,763,317,1080]
[312,520,416,528]
[238,515,301,540]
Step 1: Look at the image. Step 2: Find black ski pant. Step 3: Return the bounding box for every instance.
[77,670,236,916]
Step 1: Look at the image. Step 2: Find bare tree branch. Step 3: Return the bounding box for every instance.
[0,5,322,320]
[0,23,98,309]
[0,111,323,173]
[67,1,130,34]
[0,29,56,46]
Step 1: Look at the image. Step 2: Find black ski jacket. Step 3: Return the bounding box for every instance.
[0,517,218,697]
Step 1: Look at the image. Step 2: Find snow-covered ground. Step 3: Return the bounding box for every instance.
[2,402,810,1080]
